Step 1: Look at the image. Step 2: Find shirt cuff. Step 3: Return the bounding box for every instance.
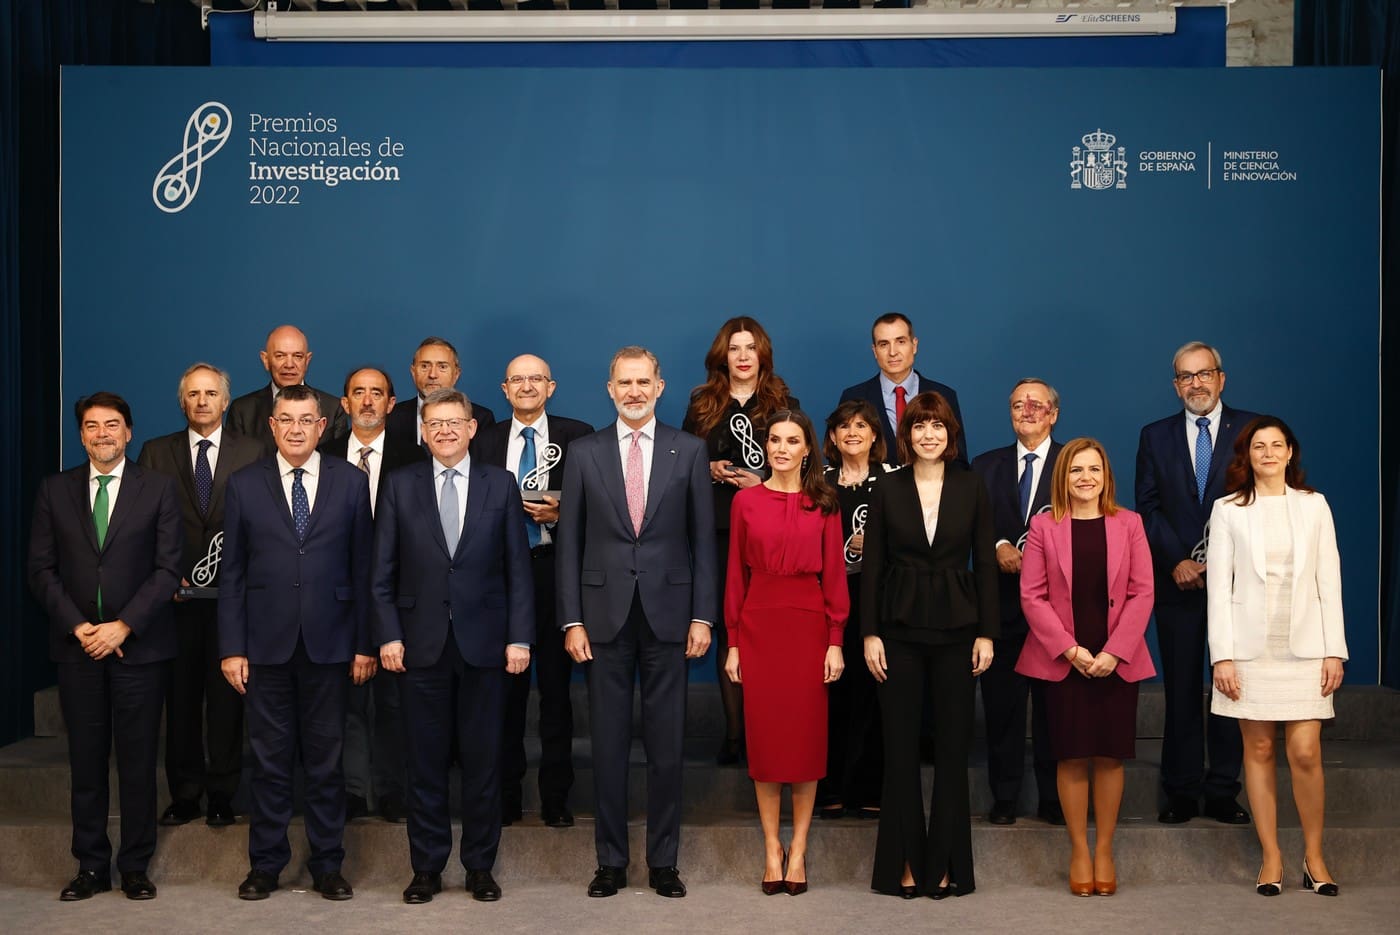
[563,622,584,630]
[692,619,713,628]
[508,642,530,649]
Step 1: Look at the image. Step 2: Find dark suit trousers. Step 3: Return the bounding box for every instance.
[343,669,405,804]
[165,600,244,803]
[401,635,506,873]
[245,640,349,876]
[502,548,575,808]
[873,637,976,895]
[58,657,168,875]
[587,590,686,869]
[981,630,1057,805]
[820,573,883,809]
[1156,601,1243,801]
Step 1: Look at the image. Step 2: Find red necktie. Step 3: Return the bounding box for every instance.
[894,385,907,425]
[625,431,645,535]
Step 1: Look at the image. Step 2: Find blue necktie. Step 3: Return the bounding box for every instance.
[291,467,310,541]
[194,439,213,516]
[1017,452,1037,522]
[1194,417,1212,503]
[519,427,541,548]
[440,467,460,552]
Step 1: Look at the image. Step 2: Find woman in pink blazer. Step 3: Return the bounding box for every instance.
[1016,438,1155,897]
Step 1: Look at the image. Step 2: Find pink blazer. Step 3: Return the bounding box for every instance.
[1014,509,1157,683]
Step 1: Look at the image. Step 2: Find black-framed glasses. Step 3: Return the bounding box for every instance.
[1173,368,1220,386]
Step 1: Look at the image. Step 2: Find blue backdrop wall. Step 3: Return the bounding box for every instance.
[60,64,1381,680]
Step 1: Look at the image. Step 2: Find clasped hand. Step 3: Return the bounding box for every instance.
[75,620,129,660]
[1066,645,1118,678]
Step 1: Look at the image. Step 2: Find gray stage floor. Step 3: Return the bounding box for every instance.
[2,881,1396,935]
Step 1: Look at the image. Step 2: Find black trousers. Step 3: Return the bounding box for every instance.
[343,668,404,805]
[58,657,168,875]
[587,590,687,869]
[1156,601,1242,801]
[244,640,349,877]
[980,630,1057,806]
[502,547,575,808]
[819,573,883,809]
[872,637,976,896]
[400,635,506,873]
[165,599,243,804]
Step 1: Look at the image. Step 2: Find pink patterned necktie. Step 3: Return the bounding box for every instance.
[625,430,645,535]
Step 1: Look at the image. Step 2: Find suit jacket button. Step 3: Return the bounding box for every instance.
[298,549,305,555]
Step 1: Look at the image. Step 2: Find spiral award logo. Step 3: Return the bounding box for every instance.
[152,102,232,214]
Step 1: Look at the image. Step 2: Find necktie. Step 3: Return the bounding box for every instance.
[519,427,541,548]
[625,431,645,536]
[894,385,907,425]
[291,467,310,541]
[1194,417,1212,502]
[356,446,372,474]
[440,467,460,552]
[94,475,113,620]
[194,439,213,516]
[1018,452,1038,522]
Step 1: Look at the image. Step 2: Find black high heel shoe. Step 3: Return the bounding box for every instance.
[783,853,808,895]
[1302,859,1339,896]
[761,849,786,896]
[1255,864,1282,896]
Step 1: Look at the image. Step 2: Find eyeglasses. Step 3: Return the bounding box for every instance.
[424,418,471,431]
[506,374,550,386]
[273,415,322,428]
[1173,368,1221,386]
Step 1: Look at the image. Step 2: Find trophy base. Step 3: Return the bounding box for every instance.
[177,587,219,600]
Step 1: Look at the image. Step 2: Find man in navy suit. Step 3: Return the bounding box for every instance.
[372,388,534,904]
[839,312,969,467]
[137,363,261,830]
[970,378,1064,827]
[474,353,593,830]
[218,384,376,901]
[28,392,183,901]
[226,325,347,455]
[322,366,419,824]
[1135,341,1257,825]
[556,346,717,899]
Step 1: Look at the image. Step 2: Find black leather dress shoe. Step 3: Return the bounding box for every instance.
[60,870,111,901]
[345,794,370,822]
[120,871,157,900]
[987,800,1016,825]
[379,793,407,824]
[1157,797,1199,824]
[205,796,235,827]
[403,871,442,904]
[466,869,501,902]
[238,869,279,900]
[1037,800,1066,826]
[313,871,354,900]
[648,866,687,898]
[159,799,202,826]
[587,865,626,897]
[542,802,574,828]
[1204,798,1250,825]
[501,799,523,827]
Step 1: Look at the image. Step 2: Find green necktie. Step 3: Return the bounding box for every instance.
[94,475,113,619]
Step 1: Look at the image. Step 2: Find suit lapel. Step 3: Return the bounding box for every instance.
[69,468,100,553]
[1246,499,1267,582]
[263,460,298,539]
[594,428,634,534]
[1285,487,1306,589]
[173,435,201,517]
[1051,513,1074,591]
[1206,407,1239,498]
[456,462,488,560]
[101,464,141,551]
[642,425,680,533]
[1105,512,1125,594]
[418,463,454,560]
[302,458,334,540]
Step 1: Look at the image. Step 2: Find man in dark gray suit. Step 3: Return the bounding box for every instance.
[555,346,717,899]
[137,363,262,829]
[227,325,346,454]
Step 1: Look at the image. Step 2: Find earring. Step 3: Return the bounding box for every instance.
[801,456,809,472]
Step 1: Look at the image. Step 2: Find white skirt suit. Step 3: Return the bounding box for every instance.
[1205,487,1348,721]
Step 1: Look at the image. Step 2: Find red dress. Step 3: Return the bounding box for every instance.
[726,486,849,783]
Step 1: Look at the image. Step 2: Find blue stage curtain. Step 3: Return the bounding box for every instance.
[0,0,208,745]
[1297,1,1400,688]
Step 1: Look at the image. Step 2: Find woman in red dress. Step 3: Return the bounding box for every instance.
[724,409,847,895]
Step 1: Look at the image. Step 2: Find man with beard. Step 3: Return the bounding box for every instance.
[555,346,716,899]
[1135,341,1258,826]
[323,367,419,822]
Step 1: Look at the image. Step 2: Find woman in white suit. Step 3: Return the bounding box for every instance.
[1206,416,1346,898]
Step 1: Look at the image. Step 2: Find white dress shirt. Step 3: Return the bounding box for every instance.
[1184,400,1223,474]
[345,431,386,515]
[276,450,320,514]
[187,424,222,478]
[1017,435,1053,523]
[615,417,656,501]
[89,458,126,518]
[507,415,553,546]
